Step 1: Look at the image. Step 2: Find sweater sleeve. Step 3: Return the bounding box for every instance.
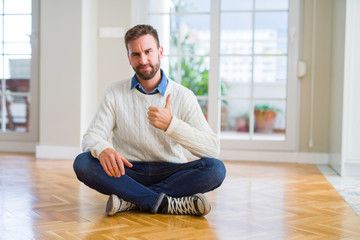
[81,87,116,158]
[164,91,220,158]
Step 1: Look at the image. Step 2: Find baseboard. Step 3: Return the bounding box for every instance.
[296,152,329,164]
[0,141,37,152]
[34,145,329,164]
[36,145,81,160]
[220,150,329,164]
[344,162,360,177]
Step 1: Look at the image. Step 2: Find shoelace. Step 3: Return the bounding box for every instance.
[167,196,199,215]
[119,200,136,212]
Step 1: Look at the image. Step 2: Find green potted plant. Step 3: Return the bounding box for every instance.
[254,104,281,133]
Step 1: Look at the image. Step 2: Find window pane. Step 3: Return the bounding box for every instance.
[198,99,208,121]
[221,99,250,132]
[220,100,251,140]
[254,81,287,100]
[220,13,252,54]
[0,100,3,129]
[254,12,288,55]
[4,15,32,42]
[4,43,32,55]
[4,94,29,132]
[164,56,179,82]
[181,0,210,12]
[4,0,32,14]
[255,0,288,10]
[180,14,210,55]
[6,79,30,92]
[220,56,252,98]
[0,1,33,133]
[254,56,287,83]
[181,57,209,96]
[148,0,177,13]
[4,56,31,79]
[169,14,180,54]
[253,56,287,99]
[221,0,253,11]
[148,14,177,54]
[0,18,2,53]
[253,100,286,138]
[0,57,3,79]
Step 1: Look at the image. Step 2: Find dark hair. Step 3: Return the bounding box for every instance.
[124,25,160,52]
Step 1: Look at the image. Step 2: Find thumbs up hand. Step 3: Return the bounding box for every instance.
[147,94,173,131]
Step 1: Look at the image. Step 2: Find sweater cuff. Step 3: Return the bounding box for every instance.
[165,116,179,135]
[92,142,113,159]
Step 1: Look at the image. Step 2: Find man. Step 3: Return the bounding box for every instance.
[73,24,226,217]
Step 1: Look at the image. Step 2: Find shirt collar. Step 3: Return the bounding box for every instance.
[130,69,168,96]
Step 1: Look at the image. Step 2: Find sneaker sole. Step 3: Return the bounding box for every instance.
[106,194,120,216]
[194,193,211,216]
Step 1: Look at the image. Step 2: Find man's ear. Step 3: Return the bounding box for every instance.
[159,46,164,59]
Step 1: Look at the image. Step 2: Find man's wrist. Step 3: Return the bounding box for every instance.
[165,116,177,135]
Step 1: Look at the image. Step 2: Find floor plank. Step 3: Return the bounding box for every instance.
[0,153,359,239]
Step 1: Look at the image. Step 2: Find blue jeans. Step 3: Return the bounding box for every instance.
[73,152,226,213]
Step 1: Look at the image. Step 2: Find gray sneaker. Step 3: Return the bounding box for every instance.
[106,194,137,216]
[164,193,211,216]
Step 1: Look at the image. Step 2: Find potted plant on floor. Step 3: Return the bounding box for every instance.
[236,113,249,132]
[254,104,280,133]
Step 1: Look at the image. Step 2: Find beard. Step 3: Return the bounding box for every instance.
[133,61,160,81]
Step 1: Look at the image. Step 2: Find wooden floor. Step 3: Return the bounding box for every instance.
[1,153,360,240]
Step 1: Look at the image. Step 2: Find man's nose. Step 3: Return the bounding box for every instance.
[139,53,147,64]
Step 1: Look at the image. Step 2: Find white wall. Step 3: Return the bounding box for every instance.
[97,0,132,103]
[36,0,132,159]
[342,0,360,176]
[300,0,332,154]
[36,0,98,159]
[81,0,98,137]
[328,0,345,174]
[38,0,82,148]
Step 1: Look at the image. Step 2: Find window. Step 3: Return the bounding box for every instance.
[148,0,212,117]
[0,0,38,142]
[143,0,301,151]
[219,0,288,141]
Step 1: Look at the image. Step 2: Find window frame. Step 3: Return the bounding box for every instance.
[135,0,302,152]
[0,0,39,144]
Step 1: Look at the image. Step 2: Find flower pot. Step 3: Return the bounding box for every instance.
[254,109,277,133]
[236,117,249,132]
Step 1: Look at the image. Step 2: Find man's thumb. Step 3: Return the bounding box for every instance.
[165,94,171,109]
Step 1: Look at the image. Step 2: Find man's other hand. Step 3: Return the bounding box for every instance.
[98,148,133,177]
[148,94,173,131]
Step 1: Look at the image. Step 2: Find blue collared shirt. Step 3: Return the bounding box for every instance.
[130,69,168,96]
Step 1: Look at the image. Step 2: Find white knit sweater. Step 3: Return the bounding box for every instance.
[82,78,220,163]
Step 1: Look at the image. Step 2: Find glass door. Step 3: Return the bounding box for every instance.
[218,0,300,151]
[219,0,288,140]
[144,0,300,152]
[0,0,38,141]
[148,0,211,115]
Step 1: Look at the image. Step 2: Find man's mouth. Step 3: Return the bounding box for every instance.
[139,65,151,71]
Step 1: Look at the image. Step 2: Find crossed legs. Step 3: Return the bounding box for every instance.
[73,152,226,214]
